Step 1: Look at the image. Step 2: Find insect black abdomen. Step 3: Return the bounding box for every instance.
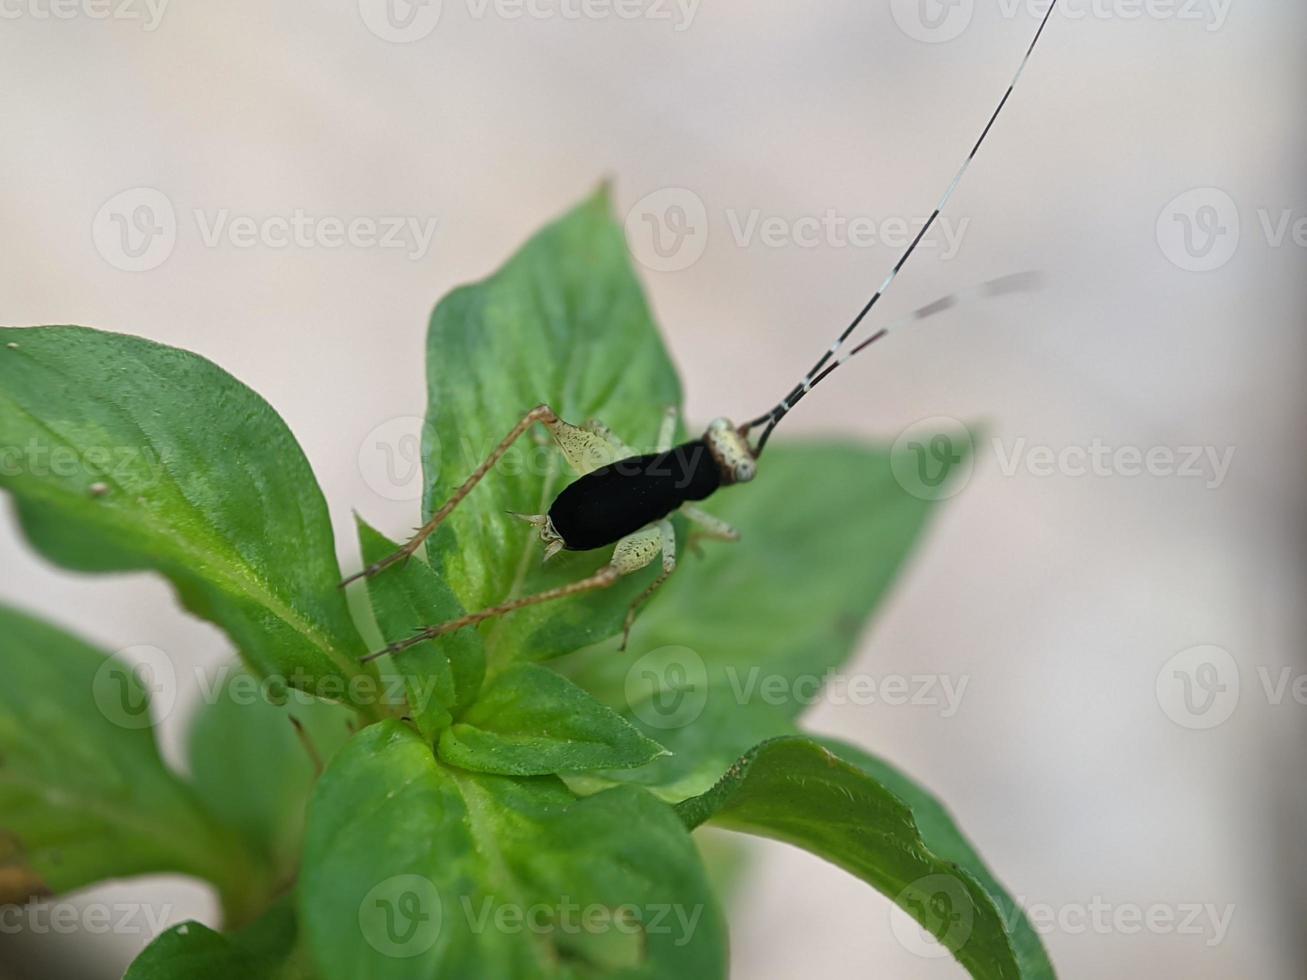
[548,439,722,551]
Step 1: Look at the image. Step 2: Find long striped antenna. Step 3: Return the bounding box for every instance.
[745,1,1059,455]
[791,269,1042,397]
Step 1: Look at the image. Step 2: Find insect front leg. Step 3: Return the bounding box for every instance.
[620,519,677,651]
[342,404,561,586]
[361,523,665,663]
[680,503,740,557]
[680,504,740,542]
[583,418,636,458]
[656,405,678,453]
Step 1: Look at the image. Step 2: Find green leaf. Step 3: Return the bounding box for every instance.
[355,517,485,737]
[0,604,269,918]
[815,736,1053,980]
[0,327,380,716]
[437,663,667,775]
[300,721,726,979]
[420,188,683,664]
[675,737,1054,980]
[561,439,960,797]
[187,664,356,888]
[124,899,308,980]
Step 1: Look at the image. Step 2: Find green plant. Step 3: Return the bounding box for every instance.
[0,190,1053,979]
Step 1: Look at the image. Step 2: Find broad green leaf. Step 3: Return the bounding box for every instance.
[300,721,726,979]
[0,604,269,918]
[421,189,682,664]
[124,899,308,980]
[0,327,380,716]
[355,518,485,737]
[436,663,667,775]
[676,737,1054,980]
[561,439,961,796]
[187,664,356,889]
[815,736,1053,980]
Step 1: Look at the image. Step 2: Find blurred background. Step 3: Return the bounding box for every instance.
[1,0,1303,976]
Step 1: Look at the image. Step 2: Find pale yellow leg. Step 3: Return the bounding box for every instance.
[584,418,636,458]
[550,417,628,475]
[343,404,561,586]
[362,523,666,663]
[681,504,740,542]
[621,520,677,651]
[656,405,678,453]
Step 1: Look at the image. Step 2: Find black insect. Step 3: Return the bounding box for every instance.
[350,1,1061,660]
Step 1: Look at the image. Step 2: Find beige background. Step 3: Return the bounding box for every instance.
[1,1,1303,977]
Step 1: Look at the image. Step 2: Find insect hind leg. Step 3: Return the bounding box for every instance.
[341,403,559,587]
[583,418,636,458]
[361,564,623,663]
[620,520,676,651]
[362,523,668,663]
